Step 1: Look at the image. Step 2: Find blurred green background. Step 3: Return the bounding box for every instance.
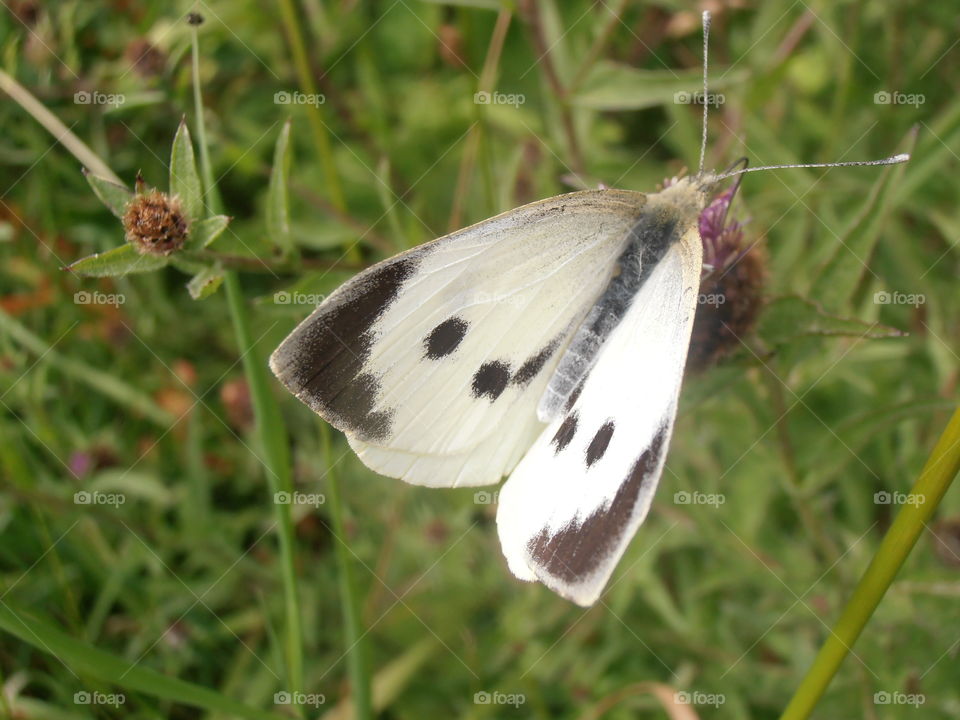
[1,1,958,718]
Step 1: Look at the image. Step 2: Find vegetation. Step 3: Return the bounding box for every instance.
[1,2,958,718]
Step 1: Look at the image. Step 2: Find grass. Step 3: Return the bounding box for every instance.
[1,1,959,718]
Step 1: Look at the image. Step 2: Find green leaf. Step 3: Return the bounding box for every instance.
[0,603,282,720]
[186,264,225,299]
[267,119,296,258]
[809,127,918,310]
[170,118,204,222]
[66,244,168,277]
[758,295,904,348]
[188,214,231,249]
[572,62,745,111]
[82,168,132,218]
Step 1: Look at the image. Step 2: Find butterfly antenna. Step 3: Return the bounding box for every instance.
[712,153,910,181]
[698,10,711,178]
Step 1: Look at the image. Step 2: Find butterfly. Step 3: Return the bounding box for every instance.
[269,12,908,606]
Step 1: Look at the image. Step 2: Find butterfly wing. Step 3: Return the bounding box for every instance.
[496,221,703,605]
[270,190,650,487]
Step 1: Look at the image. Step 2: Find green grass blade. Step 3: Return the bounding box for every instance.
[0,603,283,720]
[781,406,960,720]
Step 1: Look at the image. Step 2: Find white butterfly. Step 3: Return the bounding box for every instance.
[269,12,908,606]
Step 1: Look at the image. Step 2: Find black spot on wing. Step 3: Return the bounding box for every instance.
[585,421,615,467]
[424,317,468,359]
[551,411,578,453]
[512,336,562,386]
[528,423,669,584]
[270,256,418,441]
[472,361,511,401]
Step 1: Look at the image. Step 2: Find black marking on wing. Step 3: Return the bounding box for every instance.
[512,335,562,386]
[424,317,469,359]
[472,361,511,400]
[270,256,418,441]
[585,421,615,467]
[528,423,669,583]
[551,411,578,453]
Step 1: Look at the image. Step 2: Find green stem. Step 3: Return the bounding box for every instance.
[277,0,346,212]
[225,272,303,700]
[321,421,372,720]
[191,22,221,215]
[191,18,303,700]
[781,406,960,719]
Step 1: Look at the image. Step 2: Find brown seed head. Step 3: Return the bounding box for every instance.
[122,190,188,255]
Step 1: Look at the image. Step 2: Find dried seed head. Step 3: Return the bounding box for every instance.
[122,190,188,255]
[688,186,767,372]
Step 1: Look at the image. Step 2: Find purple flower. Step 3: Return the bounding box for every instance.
[698,185,745,273]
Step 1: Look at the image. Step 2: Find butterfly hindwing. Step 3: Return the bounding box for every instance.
[270,190,651,487]
[496,220,703,605]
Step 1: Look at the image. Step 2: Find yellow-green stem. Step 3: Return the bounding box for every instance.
[781,406,960,719]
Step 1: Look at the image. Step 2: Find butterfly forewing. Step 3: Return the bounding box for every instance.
[270,190,651,487]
